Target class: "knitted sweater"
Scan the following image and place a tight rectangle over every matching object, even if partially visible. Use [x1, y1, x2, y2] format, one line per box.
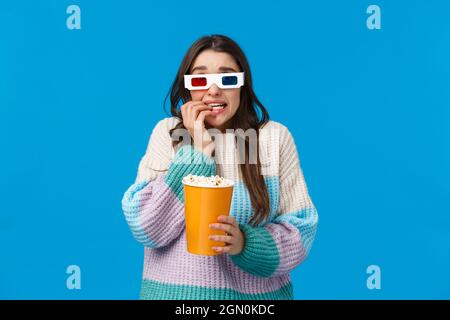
[121, 117, 318, 300]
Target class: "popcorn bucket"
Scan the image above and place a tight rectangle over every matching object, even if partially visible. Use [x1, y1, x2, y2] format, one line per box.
[182, 176, 234, 256]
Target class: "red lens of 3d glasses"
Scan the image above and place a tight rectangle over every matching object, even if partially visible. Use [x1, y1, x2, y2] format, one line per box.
[191, 77, 207, 87]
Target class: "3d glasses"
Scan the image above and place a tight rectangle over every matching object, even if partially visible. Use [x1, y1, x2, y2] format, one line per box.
[184, 72, 244, 90]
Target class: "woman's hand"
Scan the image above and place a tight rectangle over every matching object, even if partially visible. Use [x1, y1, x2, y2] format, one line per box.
[209, 215, 245, 255]
[180, 101, 215, 157]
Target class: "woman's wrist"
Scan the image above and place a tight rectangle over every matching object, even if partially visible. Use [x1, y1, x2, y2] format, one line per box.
[194, 142, 215, 158]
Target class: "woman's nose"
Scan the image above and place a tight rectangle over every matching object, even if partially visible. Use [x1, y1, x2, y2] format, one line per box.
[206, 83, 221, 96]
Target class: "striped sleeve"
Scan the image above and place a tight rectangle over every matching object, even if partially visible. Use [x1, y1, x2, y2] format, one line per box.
[230, 125, 318, 277]
[121, 119, 216, 248]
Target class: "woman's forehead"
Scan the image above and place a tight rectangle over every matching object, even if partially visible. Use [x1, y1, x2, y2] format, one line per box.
[191, 50, 239, 72]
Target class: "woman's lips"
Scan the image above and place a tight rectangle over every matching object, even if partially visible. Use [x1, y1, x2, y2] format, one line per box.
[211, 107, 226, 115]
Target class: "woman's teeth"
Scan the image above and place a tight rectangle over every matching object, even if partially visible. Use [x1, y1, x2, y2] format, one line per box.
[208, 103, 226, 110]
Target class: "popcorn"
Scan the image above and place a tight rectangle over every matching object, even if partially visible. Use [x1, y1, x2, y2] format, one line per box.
[182, 174, 233, 187]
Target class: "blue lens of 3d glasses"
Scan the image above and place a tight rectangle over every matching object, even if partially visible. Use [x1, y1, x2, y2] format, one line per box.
[221, 75, 238, 86]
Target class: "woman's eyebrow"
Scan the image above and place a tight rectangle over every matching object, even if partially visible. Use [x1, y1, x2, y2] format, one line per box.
[190, 65, 238, 73]
[219, 66, 238, 73]
[191, 66, 207, 73]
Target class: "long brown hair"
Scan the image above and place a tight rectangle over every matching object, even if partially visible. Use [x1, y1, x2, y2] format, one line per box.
[165, 35, 270, 226]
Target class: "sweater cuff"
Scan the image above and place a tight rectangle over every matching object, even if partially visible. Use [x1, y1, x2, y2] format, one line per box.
[164, 145, 216, 201]
[229, 224, 280, 277]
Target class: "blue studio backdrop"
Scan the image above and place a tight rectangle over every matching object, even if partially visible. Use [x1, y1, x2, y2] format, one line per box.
[1, 0, 449, 299]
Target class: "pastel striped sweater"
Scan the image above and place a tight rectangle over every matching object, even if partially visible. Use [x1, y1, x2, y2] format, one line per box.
[121, 117, 318, 300]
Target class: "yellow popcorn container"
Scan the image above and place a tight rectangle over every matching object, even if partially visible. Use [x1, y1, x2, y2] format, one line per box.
[182, 176, 234, 256]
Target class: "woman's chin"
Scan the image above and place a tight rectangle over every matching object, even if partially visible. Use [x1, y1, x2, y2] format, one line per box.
[205, 117, 227, 131]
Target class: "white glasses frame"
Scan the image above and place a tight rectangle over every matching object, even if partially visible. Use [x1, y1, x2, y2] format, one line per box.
[184, 72, 245, 90]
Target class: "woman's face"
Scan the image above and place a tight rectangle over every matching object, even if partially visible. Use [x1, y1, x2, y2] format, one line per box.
[189, 49, 241, 131]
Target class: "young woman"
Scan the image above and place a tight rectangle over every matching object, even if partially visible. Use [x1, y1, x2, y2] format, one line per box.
[121, 35, 319, 300]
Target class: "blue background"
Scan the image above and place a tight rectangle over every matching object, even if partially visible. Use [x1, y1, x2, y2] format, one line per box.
[1, 0, 449, 299]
